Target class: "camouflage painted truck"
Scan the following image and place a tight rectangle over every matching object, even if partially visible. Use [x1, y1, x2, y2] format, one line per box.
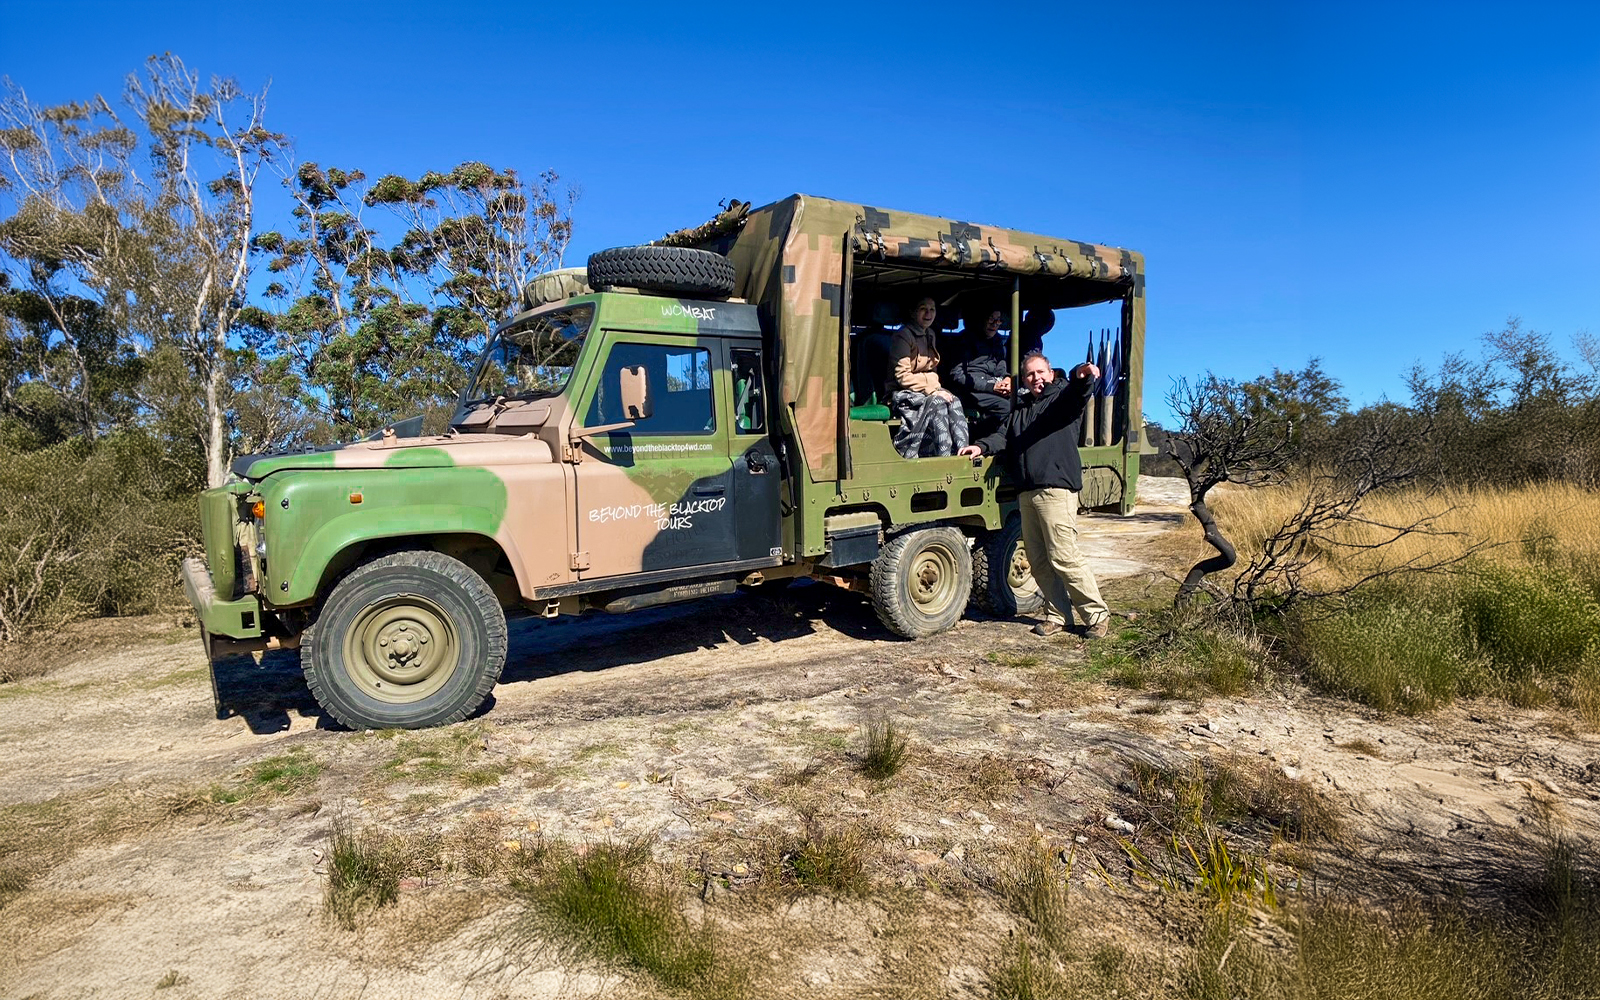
[182, 195, 1145, 730]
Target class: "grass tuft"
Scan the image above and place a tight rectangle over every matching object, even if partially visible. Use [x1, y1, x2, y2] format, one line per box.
[511, 836, 747, 998]
[323, 818, 432, 931]
[154, 970, 189, 989]
[772, 819, 873, 897]
[1335, 738, 1382, 757]
[987, 933, 1073, 1000]
[1131, 757, 1341, 843]
[994, 840, 1075, 953]
[856, 713, 909, 780]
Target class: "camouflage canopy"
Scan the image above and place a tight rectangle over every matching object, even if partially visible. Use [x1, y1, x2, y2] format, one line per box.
[688, 194, 1145, 483]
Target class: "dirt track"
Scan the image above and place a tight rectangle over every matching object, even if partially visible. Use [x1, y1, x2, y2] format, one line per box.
[3, 477, 1598, 999]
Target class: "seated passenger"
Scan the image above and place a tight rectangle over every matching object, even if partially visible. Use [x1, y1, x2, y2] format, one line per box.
[948, 308, 1014, 438]
[889, 297, 969, 458]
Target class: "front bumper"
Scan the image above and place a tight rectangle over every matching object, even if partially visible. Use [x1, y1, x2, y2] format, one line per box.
[181, 557, 265, 642]
[183, 556, 270, 721]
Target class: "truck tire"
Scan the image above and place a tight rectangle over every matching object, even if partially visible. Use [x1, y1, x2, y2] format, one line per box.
[971, 517, 1045, 617]
[301, 550, 507, 730]
[869, 527, 973, 639]
[586, 246, 736, 298]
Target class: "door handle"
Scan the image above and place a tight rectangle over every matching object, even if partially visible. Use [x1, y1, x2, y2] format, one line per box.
[692, 484, 727, 496]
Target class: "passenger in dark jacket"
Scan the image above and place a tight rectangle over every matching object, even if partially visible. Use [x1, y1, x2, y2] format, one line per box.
[948, 309, 1014, 438]
[959, 352, 1110, 638]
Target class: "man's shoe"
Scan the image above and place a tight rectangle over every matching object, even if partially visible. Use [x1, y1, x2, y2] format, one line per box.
[1031, 621, 1065, 637]
[1084, 618, 1111, 640]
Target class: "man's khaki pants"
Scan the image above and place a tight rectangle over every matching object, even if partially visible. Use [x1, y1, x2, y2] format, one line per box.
[1018, 488, 1108, 627]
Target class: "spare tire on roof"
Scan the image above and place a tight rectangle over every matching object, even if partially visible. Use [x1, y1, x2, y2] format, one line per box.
[586, 245, 736, 299]
[521, 266, 592, 308]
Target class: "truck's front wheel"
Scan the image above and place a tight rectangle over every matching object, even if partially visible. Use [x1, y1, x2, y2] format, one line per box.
[302, 550, 507, 730]
[869, 527, 972, 639]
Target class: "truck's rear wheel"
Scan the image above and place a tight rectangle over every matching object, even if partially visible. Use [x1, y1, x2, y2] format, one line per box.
[971, 516, 1044, 617]
[869, 527, 972, 638]
[586, 246, 736, 298]
[302, 550, 507, 730]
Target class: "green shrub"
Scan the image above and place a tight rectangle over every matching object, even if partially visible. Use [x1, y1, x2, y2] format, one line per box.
[0, 431, 201, 645]
[1461, 564, 1600, 683]
[1292, 595, 1480, 714]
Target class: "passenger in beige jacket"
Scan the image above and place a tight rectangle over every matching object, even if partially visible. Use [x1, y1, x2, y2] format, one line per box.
[888, 297, 969, 457]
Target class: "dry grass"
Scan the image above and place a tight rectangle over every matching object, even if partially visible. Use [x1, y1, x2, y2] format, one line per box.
[1184, 836, 1600, 1000]
[1157, 483, 1600, 724]
[1129, 755, 1342, 844]
[1335, 738, 1383, 757]
[758, 817, 878, 898]
[322, 818, 439, 930]
[1210, 480, 1600, 590]
[374, 723, 508, 788]
[0, 785, 232, 909]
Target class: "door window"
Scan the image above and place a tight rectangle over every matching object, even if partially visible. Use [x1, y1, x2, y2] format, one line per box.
[730, 348, 765, 434]
[586, 343, 715, 435]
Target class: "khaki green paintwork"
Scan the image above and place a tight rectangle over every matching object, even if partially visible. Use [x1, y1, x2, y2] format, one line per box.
[258, 456, 511, 606]
[687, 194, 1145, 488]
[199, 483, 249, 603]
[184, 194, 1145, 664]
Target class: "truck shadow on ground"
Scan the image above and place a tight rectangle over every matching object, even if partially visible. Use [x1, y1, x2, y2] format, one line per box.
[211, 650, 335, 734]
[499, 581, 889, 685]
[209, 583, 897, 731]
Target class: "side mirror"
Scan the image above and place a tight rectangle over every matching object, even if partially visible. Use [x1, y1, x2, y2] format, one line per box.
[620, 364, 652, 420]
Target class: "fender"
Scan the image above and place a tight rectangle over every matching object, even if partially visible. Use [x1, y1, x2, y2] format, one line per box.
[257, 467, 517, 606]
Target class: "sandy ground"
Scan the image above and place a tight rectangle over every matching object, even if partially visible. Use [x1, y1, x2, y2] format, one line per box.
[2, 476, 1598, 999]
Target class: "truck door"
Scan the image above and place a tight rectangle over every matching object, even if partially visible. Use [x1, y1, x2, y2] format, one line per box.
[572, 335, 737, 579]
[728, 344, 783, 563]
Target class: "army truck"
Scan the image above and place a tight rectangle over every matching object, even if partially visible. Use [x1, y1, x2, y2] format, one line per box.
[182, 195, 1145, 730]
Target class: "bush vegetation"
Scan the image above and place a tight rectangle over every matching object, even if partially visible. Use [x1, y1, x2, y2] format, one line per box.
[0, 432, 201, 645]
[1142, 480, 1600, 725]
[0, 56, 572, 661]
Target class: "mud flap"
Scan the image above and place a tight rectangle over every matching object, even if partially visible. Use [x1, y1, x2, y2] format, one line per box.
[200, 629, 227, 720]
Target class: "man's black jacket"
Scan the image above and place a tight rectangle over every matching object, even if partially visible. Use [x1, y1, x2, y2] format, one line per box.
[949, 336, 1009, 395]
[973, 373, 1094, 492]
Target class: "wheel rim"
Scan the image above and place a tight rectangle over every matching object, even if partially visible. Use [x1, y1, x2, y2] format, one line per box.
[909, 542, 960, 615]
[342, 593, 461, 705]
[1007, 542, 1040, 601]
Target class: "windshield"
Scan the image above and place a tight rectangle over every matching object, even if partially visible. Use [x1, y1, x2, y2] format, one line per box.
[466, 304, 594, 402]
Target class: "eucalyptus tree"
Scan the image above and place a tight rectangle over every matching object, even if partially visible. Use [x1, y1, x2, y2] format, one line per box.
[0, 83, 144, 440]
[0, 55, 283, 485]
[120, 54, 284, 486]
[250, 161, 574, 440]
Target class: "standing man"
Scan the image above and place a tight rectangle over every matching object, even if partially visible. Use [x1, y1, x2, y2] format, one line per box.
[958, 352, 1110, 638]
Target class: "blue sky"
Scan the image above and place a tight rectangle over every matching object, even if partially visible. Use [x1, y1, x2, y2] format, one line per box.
[4, 1, 1597, 424]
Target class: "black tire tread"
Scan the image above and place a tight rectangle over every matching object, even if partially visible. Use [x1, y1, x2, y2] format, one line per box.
[869, 526, 972, 639]
[970, 517, 1045, 617]
[301, 549, 507, 730]
[587, 245, 735, 298]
